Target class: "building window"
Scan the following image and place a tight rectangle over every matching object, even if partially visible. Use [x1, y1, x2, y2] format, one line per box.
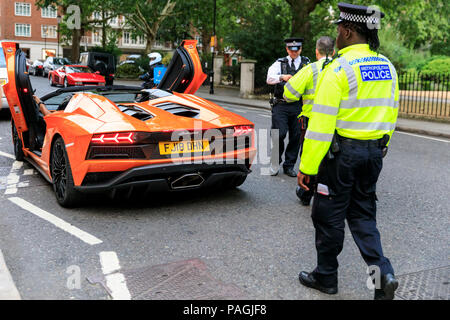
[110, 16, 118, 26]
[92, 11, 102, 20]
[92, 30, 102, 44]
[42, 25, 57, 39]
[122, 31, 145, 46]
[15, 24, 31, 37]
[15, 2, 31, 16]
[41, 6, 57, 18]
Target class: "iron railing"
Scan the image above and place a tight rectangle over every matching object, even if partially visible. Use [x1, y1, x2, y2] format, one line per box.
[398, 72, 449, 119]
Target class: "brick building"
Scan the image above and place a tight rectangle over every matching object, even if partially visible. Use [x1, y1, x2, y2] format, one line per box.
[0, 0, 61, 61]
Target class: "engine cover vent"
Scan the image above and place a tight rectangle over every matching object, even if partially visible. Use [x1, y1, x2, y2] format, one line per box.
[118, 104, 154, 121]
[154, 102, 200, 118]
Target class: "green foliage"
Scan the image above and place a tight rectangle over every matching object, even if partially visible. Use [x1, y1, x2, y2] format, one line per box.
[221, 65, 240, 86]
[116, 63, 140, 79]
[162, 52, 173, 66]
[421, 58, 450, 75]
[89, 33, 122, 63]
[378, 27, 429, 73]
[224, 0, 291, 88]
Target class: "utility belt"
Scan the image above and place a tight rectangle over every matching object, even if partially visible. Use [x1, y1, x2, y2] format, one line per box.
[269, 95, 299, 109]
[298, 115, 309, 130]
[327, 133, 390, 159]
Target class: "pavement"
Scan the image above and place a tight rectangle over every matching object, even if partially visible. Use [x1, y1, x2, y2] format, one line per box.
[195, 86, 450, 140]
[115, 80, 450, 139]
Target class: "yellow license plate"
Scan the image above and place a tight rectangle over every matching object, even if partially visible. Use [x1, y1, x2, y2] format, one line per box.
[159, 140, 210, 155]
[0, 79, 6, 86]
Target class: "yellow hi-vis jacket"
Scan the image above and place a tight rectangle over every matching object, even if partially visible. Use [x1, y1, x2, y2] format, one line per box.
[283, 59, 327, 119]
[300, 44, 399, 175]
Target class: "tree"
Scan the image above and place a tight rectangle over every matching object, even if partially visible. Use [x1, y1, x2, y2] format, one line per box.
[36, 0, 123, 61]
[286, 0, 325, 39]
[121, 0, 177, 54]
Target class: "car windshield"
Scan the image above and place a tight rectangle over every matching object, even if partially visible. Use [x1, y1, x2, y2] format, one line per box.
[41, 89, 173, 111]
[65, 66, 92, 74]
[54, 58, 71, 65]
[0, 48, 6, 68]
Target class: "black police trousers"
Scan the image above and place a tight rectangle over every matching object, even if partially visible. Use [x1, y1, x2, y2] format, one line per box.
[311, 136, 394, 287]
[271, 101, 302, 169]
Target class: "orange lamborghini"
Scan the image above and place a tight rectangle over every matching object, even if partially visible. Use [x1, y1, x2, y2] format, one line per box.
[2, 40, 256, 207]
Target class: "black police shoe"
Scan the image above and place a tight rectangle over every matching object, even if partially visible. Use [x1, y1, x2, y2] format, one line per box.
[283, 167, 297, 177]
[374, 273, 399, 300]
[298, 271, 338, 295]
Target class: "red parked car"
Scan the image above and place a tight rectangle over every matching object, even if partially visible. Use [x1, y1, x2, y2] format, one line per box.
[48, 65, 106, 87]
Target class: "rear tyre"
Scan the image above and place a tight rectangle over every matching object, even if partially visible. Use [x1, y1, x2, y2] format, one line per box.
[11, 120, 24, 161]
[49, 75, 55, 87]
[51, 137, 82, 207]
[225, 175, 247, 189]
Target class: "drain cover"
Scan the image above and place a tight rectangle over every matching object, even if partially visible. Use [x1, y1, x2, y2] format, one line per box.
[89, 258, 247, 300]
[395, 266, 449, 300]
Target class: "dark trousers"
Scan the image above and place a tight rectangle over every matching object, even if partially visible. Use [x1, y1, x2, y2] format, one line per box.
[298, 116, 314, 202]
[311, 136, 394, 287]
[271, 101, 302, 169]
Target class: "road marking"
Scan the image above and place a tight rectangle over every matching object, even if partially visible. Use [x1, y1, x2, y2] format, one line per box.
[397, 131, 450, 143]
[0, 151, 15, 160]
[100, 251, 121, 275]
[99, 251, 131, 300]
[8, 197, 103, 246]
[4, 161, 22, 195]
[23, 169, 35, 176]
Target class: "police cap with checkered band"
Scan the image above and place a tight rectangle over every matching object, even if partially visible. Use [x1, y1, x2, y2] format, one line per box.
[334, 2, 385, 26]
[284, 37, 304, 51]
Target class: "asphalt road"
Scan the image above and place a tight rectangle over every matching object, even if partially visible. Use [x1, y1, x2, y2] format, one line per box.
[0, 75, 448, 300]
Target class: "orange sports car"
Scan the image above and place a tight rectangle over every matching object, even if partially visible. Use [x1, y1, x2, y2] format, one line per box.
[2, 40, 256, 207]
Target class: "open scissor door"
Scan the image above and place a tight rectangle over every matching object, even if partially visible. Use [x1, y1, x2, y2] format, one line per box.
[157, 40, 207, 94]
[2, 42, 42, 152]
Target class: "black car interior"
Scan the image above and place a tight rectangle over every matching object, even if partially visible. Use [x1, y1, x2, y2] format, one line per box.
[15, 48, 45, 152]
[157, 45, 194, 93]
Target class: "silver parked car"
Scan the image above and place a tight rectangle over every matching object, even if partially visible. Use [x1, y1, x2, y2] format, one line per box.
[0, 47, 9, 112]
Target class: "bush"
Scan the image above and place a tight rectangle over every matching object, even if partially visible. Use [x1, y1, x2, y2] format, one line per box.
[162, 52, 173, 65]
[116, 63, 140, 79]
[221, 65, 240, 86]
[420, 58, 450, 75]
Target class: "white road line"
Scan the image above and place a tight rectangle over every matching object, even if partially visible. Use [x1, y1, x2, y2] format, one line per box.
[5, 161, 23, 195]
[0, 151, 15, 160]
[8, 197, 103, 246]
[23, 169, 35, 176]
[99, 251, 131, 300]
[397, 131, 450, 143]
[100, 251, 121, 275]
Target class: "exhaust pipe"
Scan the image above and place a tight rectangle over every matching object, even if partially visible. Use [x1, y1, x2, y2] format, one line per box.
[170, 173, 205, 190]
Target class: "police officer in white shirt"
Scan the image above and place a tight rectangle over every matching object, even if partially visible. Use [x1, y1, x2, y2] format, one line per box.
[266, 37, 310, 177]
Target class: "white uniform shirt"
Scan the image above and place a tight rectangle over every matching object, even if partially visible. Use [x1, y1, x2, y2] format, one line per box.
[266, 56, 302, 85]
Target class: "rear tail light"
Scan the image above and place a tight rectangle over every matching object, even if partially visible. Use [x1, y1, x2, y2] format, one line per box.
[233, 125, 254, 136]
[109, 74, 114, 77]
[91, 132, 136, 145]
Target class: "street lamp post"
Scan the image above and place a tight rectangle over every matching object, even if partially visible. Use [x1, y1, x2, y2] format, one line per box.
[43, 25, 48, 59]
[209, 0, 216, 94]
[57, 15, 61, 57]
